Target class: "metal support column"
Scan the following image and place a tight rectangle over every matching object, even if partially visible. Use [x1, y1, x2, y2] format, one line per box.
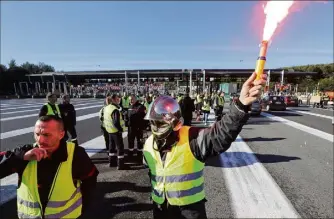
[124, 71, 128, 93]
[137, 71, 140, 94]
[177, 80, 179, 93]
[59, 82, 62, 94]
[202, 69, 206, 93]
[281, 70, 284, 86]
[52, 74, 56, 93]
[189, 69, 193, 97]
[13, 83, 17, 94]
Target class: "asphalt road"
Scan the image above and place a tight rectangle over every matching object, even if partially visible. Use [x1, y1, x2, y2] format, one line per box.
[0, 98, 333, 219]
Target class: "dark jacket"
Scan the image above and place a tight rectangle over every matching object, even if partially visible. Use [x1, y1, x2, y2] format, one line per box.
[180, 96, 195, 120]
[39, 102, 61, 118]
[0, 139, 99, 214]
[127, 101, 146, 128]
[59, 103, 76, 127]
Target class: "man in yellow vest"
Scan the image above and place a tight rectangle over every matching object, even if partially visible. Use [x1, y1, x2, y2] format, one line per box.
[121, 91, 130, 126]
[143, 72, 266, 219]
[201, 95, 211, 125]
[99, 94, 112, 151]
[213, 91, 225, 122]
[39, 92, 62, 118]
[0, 115, 99, 219]
[103, 94, 126, 169]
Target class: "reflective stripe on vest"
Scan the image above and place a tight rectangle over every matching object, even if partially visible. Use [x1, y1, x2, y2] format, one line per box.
[45, 103, 61, 118]
[103, 105, 125, 133]
[122, 97, 130, 108]
[143, 126, 205, 206]
[17, 142, 82, 219]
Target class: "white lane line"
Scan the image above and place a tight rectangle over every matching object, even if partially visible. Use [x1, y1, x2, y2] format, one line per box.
[261, 112, 333, 142]
[0, 104, 102, 122]
[221, 135, 300, 218]
[1, 101, 102, 111]
[0, 132, 128, 205]
[1, 102, 102, 115]
[287, 109, 333, 120]
[0, 112, 99, 139]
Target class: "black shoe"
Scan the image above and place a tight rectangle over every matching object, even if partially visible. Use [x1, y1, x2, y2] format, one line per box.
[108, 156, 116, 167]
[117, 158, 125, 170]
[128, 150, 134, 157]
[137, 151, 143, 163]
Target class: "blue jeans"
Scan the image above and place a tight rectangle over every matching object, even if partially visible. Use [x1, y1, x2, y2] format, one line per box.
[203, 112, 209, 123]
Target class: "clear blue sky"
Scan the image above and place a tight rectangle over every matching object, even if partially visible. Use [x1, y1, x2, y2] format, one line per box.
[1, 1, 333, 71]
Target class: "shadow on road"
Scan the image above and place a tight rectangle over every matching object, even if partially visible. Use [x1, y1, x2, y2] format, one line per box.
[206, 152, 301, 168]
[81, 181, 152, 219]
[0, 197, 17, 219]
[238, 137, 286, 142]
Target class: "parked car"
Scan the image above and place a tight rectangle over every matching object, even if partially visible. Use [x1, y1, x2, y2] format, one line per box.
[250, 100, 262, 116]
[261, 95, 286, 111]
[284, 96, 299, 107]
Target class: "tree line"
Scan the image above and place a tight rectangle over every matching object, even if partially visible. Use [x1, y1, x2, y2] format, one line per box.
[281, 63, 334, 92]
[0, 59, 55, 95]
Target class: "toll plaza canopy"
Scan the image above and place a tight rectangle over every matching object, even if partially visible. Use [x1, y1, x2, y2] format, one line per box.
[26, 68, 317, 81]
[21, 68, 316, 98]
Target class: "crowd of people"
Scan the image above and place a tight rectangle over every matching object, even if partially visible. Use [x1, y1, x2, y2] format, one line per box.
[0, 72, 267, 219]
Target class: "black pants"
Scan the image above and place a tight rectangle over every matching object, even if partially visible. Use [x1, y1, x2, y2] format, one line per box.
[153, 200, 207, 219]
[108, 132, 124, 157]
[214, 106, 223, 121]
[101, 127, 109, 150]
[183, 116, 192, 126]
[128, 126, 143, 151]
[64, 125, 77, 141]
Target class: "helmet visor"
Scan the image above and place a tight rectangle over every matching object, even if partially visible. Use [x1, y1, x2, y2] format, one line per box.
[144, 95, 181, 121]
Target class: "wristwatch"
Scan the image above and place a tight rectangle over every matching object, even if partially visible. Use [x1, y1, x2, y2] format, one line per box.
[234, 98, 251, 113]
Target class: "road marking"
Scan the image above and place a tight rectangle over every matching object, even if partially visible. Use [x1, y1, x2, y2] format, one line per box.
[221, 135, 300, 218]
[287, 109, 333, 120]
[0, 132, 128, 205]
[261, 112, 334, 142]
[1, 100, 102, 111]
[0, 112, 99, 139]
[0, 105, 102, 121]
[1, 102, 102, 114]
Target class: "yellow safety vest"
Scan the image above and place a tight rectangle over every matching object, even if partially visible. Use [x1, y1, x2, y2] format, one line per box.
[218, 96, 225, 106]
[177, 96, 183, 103]
[143, 126, 205, 206]
[17, 142, 82, 219]
[122, 97, 130, 109]
[144, 102, 151, 113]
[196, 95, 203, 103]
[103, 105, 125, 133]
[45, 103, 61, 118]
[202, 100, 210, 111]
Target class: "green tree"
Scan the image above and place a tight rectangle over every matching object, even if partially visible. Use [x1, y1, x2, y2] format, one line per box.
[318, 77, 334, 92]
[38, 62, 55, 73]
[8, 59, 17, 68]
